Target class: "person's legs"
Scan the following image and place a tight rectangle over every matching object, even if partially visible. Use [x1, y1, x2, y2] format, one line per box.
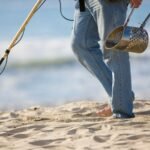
[71, 0, 134, 118]
[71, 2, 112, 97]
[85, 0, 134, 117]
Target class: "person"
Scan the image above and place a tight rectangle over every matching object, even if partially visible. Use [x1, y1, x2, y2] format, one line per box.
[71, 0, 142, 118]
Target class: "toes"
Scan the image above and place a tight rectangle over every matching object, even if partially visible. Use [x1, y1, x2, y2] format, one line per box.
[96, 107, 112, 117]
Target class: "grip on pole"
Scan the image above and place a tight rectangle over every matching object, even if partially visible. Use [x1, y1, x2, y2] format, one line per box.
[0, 49, 10, 65]
[0, 58, 4, 65]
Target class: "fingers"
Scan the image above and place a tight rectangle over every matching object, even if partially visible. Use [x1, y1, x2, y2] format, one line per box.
[130, 0, 142, 8]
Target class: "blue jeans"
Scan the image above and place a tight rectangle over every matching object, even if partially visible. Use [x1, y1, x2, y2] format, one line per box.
[71, 0, 134, 118]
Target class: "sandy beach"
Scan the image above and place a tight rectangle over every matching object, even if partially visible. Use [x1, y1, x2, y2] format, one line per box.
[0, 100, 150, 150]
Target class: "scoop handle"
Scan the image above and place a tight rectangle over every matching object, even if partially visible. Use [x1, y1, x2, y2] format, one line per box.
[140, 13, 150, 29]
[124, 7, 135, 28]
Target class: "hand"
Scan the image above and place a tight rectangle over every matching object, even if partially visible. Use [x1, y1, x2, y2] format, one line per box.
[130, 0, 142, 8]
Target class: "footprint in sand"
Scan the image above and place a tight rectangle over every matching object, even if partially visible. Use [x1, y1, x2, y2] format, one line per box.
[114, 142, 129, 145]
[84, 147, 95, 150]
[29, 138, 66, 146]
[93, 135, 111, 143]
[101, 124, 113, 130]
[67, 123, 102, 136]
[42, 129, 54, 133]
[93, 136, 107, 143]
[67, 129, 77, 135]
[115, 134, 150, 142]
[127, 134, 150, 140]
[0, 125, 46, 137]
[27, 125, 46, 131]
[54, 125, 69, 129]
[13, 134, 29, 139]
[43, 145, 68, 150]
[81, 123, 98, 128]
[0, 116, 9, 120]
[30, 140, 53, 146]
[136, 110, 150, 115]
[0, 145, 8, 149]
[0, 127, 28, 137]
[10, 112, 19, 118]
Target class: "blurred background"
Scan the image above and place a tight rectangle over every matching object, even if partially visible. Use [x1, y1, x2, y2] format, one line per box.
[0, 0, 149, 110]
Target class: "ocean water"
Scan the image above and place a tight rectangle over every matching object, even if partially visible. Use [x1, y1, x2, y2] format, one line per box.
[0, 0, 150, 110]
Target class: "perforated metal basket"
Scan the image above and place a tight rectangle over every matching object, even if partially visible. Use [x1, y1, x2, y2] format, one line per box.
[105, 26, 149, 53]
[105, 11, 150, 53]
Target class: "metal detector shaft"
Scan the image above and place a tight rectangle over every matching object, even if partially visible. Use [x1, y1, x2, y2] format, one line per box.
[0, 0, 45, 65]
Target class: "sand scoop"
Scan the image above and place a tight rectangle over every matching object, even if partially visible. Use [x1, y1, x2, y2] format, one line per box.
[0, 0, 46, 74]
[105, 8, 150, 53]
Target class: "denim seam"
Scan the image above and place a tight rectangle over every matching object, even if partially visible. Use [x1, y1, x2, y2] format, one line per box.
[84, 17, 112, 95]
[89, 50, 112, 96]
[73, 15, 112, 95]
[83, 14, 93, 50]
[85, 17, 112, 93]
[117, 53, 123, 109]
[113, 52, 123, 113]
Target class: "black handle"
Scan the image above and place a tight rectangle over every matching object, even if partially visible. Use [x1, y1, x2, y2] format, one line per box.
[0, 49, 10, 66]
[0, 58, 5, 66]
[140, 13, 150, 29]
[79, 0, 85, 12]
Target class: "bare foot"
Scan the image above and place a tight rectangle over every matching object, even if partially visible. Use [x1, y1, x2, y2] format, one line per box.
[96, 105, 112, 117]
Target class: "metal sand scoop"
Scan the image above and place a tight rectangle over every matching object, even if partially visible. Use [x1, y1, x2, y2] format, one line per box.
[105, 8, 150, 53]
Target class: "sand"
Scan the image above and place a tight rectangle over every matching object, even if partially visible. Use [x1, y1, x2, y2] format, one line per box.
[0, 100, 150, 150]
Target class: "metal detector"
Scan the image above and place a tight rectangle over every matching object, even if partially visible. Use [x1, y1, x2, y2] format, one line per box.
[0, 0, 46, 73]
